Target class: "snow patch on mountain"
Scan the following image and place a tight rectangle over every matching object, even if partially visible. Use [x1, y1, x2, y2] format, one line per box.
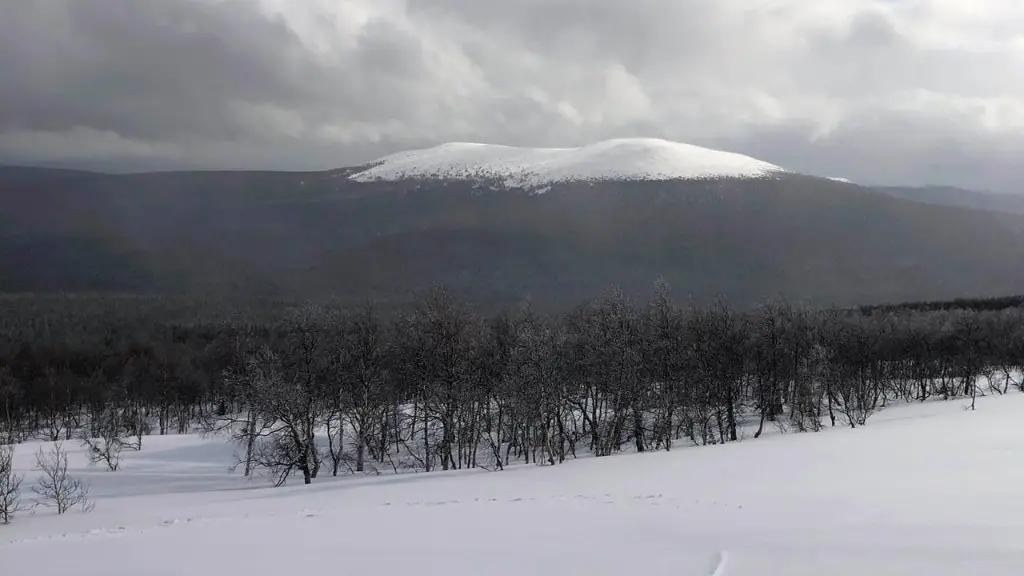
[349, 138, 787, 189]
[827, 176, 854, 183]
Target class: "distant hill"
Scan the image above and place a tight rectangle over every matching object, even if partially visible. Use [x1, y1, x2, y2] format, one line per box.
[873, 184, 1024, 216]
[3, 139, 1024, 312]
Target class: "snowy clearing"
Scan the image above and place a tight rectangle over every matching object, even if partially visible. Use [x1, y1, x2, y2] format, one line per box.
[349, 138, 787, 189]
[4, 394, 1024, 575]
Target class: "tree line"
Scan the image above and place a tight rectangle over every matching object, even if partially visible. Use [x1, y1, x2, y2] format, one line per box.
[1, 284, 1023, 507]
[858, 294, 1024, 314]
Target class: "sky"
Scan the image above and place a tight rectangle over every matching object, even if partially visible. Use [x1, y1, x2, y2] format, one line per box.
[2, 0, 1024, 192]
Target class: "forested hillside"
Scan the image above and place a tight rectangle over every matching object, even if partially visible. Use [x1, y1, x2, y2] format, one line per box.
[5, 166, 1024, 311]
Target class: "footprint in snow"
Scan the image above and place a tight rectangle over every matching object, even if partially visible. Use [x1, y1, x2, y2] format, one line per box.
[708, 550, 729, 576]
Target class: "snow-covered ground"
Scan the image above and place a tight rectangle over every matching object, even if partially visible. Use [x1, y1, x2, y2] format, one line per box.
[349, 138, 787, 189]
[5, 394, 1024, 575]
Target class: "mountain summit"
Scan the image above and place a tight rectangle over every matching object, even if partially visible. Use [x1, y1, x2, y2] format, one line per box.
[3, 150, 1024, 311]
[349, 138, 787, 189]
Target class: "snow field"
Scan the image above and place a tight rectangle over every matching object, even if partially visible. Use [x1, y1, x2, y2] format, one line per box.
[349, 138, 787, 189]
[3, 393, 1024, 575]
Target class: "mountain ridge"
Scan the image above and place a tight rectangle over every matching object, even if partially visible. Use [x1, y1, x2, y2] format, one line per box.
[3, 145, 1024, 312]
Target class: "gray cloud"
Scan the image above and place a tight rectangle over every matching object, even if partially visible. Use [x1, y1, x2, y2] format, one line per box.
[0, 1, 318, 140]
[1, 0, 1024, 191]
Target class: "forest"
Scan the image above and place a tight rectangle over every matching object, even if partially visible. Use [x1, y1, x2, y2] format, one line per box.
[1, 284, 1023, 491]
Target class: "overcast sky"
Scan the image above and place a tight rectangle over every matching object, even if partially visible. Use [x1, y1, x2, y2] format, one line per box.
[2, 0, 1024, 191]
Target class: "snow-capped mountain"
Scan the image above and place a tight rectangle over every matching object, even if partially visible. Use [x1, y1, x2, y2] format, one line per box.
[349, 138, 787, 189]
[4, 153, 1024, 312]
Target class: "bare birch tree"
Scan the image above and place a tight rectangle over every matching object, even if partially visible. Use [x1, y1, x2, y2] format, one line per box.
[0, 444, 27, 523]
[32, 442, 92, 514]
[81, 405, 129, 471]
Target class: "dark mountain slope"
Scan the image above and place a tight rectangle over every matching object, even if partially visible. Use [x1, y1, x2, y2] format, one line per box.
[2, 167, 1024, 311]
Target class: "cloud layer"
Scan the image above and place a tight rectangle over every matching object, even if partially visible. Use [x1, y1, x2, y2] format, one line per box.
[2, 0, 1023, 190]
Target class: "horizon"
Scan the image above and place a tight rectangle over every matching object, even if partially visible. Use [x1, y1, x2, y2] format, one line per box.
[0, 140, 1011, 195]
